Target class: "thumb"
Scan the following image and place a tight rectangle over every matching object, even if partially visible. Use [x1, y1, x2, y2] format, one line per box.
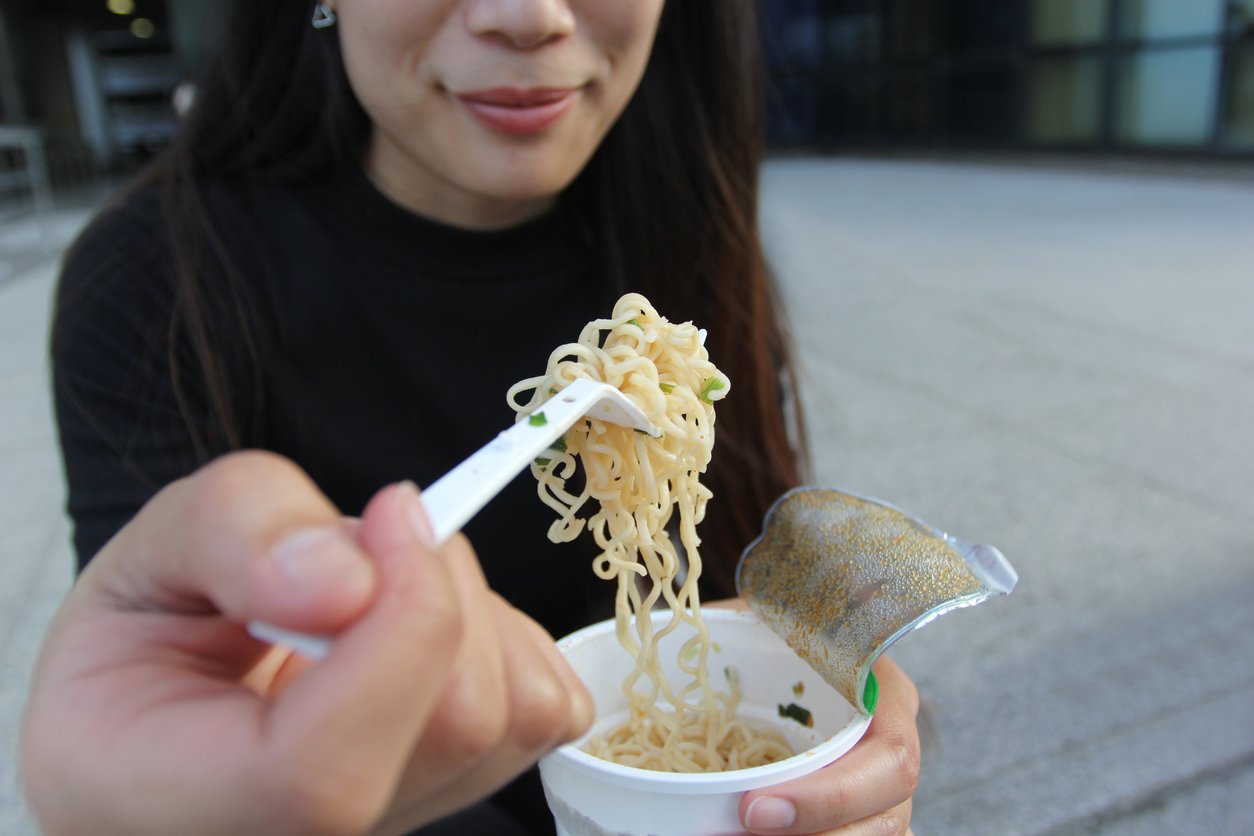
[258, 522, 375, 633]
[84, 451, 377, 636]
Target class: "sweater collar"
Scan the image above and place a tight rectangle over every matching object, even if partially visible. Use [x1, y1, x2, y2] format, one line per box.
[307, 165, 588, 280]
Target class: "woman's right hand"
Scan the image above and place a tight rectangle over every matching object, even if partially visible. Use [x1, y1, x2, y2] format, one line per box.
[20, 451, 593, 836]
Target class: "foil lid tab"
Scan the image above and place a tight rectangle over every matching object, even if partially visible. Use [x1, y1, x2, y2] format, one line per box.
[737, 488, 1018, 714]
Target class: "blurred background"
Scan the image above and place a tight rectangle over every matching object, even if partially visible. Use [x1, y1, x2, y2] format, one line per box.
[3, 0, 1253, 203]
[761, 0, 1254, 154]
[3, 1, 1253, 834]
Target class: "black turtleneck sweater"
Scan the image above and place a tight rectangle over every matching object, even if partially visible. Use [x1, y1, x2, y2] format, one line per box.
[52, 170, 622, 833]
[54, 169, 618, 637]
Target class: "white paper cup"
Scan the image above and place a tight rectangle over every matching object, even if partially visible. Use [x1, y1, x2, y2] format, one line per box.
[539, 609, 872, 836]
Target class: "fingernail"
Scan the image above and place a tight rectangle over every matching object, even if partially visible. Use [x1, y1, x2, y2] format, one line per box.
[396, 481, 436, 548]
[744, 795, 796, 831]
[271, 527, 372, 594]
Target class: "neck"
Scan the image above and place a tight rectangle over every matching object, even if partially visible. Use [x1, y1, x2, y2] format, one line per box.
[363, 137, 556, 231]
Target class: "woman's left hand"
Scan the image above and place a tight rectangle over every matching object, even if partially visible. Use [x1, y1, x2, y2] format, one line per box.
[739, 655, 919, 835]
[706, 598, 920, 835]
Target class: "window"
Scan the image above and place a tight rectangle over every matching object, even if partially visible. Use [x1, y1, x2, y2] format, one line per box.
[1026, 57, 1104, 143]
[1116, 47, 1223, 144]
[759, 0, 1254, 156]
[1029, 0, 1110, 46]
[1224, 44, 1254, 148]
[1119, 0, 1225, 40]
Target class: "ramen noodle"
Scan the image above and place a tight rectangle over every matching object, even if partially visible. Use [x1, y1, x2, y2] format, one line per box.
[508, 293, 792, 772]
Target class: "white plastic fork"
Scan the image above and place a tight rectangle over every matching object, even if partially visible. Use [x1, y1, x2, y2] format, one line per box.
[248, 378, 660, 659]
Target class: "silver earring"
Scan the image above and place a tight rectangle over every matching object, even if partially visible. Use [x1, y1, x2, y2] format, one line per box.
[312, 3, 337, 29]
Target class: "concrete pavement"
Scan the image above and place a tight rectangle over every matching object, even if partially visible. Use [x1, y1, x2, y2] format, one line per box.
[760, 157, 1254, 835]
[2, 158, 1252, 834]
[0, 204, 86, 835]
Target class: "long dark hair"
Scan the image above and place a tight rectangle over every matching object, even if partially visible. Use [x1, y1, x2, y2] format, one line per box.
[138, 0, 807, 596]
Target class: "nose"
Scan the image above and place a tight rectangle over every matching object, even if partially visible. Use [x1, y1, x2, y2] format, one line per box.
[464, 0, 575, 49]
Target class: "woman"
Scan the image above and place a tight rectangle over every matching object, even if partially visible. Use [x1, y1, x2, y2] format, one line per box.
[23, 1, 920, 833]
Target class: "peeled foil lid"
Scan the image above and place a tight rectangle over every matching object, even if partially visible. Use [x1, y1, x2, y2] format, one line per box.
[736, 488, 1018, 715]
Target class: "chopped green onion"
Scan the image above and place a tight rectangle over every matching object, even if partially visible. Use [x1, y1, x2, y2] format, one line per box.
[628, 318, 643, 330]
[528, 412, 548, 427]
[778, 702, 814, 728]
[699, 377, 726, 403]
[658, 382, 675, 394]
[535, 435, 566, 467]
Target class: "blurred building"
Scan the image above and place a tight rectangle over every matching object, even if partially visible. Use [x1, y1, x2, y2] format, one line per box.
[760, 0, 1254, 156]
[0, 0, 220, 206]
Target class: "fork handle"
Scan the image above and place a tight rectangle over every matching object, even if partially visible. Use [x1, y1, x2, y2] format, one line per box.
[247, 379, 615, 658]
[419, 382, 600, 544]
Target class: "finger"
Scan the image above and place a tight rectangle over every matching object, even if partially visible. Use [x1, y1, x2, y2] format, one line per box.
[248, 481, 468, 832]
[821, 798, 913, 836]
[86, 451, 377, 636]
[740, 656, 920, 834]
[705, 596, 750, 612]
[387, 600, 594, 828]
[490, 603, 592, 753]
[408, 535, 510, 768]
[514, 613, 595, 744]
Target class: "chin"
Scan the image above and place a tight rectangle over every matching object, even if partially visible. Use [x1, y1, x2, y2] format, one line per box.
[475, 168, 583, 205]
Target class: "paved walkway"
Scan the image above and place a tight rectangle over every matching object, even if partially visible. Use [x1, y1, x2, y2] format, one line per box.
[2, 159, 1253, 834]
[760, 157, 1254, 835]
[0, 203, 87, 835]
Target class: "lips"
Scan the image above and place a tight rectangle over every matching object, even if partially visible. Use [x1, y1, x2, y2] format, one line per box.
[456, 87, 579, 135]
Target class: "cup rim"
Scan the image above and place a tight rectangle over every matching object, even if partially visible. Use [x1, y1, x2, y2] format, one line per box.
[543, 609, 873, 794]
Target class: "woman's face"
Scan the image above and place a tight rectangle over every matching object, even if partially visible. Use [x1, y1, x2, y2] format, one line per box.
[335, 0, 665, 229]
